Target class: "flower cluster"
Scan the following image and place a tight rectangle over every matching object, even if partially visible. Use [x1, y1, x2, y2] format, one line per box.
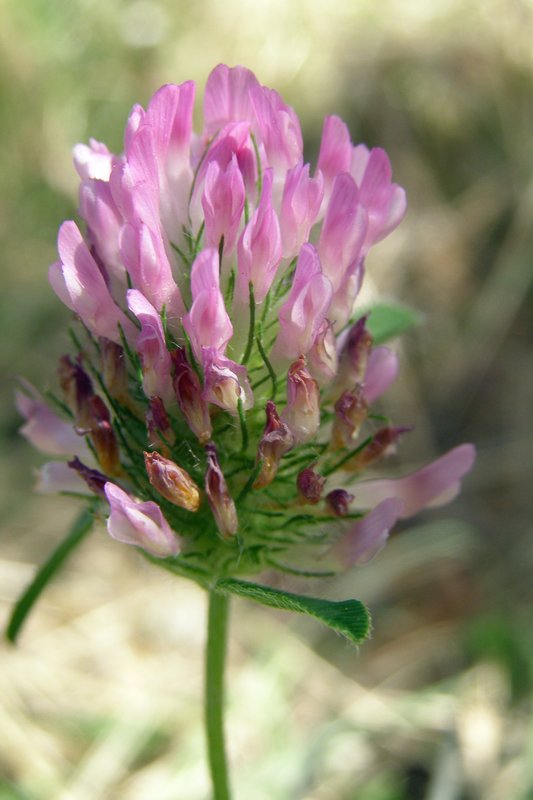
[17, 65, 475, 579]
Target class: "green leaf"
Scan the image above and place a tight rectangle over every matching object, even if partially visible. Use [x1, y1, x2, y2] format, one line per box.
[5, 508, 94, 644]
[214, 577, 371, 644]
[362, 303, 422, 344]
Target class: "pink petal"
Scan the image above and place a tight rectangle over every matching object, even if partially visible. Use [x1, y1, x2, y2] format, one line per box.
[79, 181, 125, 284]
[193, 122, 257, 208]
[316, 115, 352, 205]
[272, 244, 332, 359]
[280, 163, 323, 258]
[119, 221, 184, 328]
[202, 348, 253, 413]
[203, 64, 260, 136]
[183, 248, 233, 358]
[318, 173, 367, 294]
[146, 81, 195, 159]
[363, 347, 399, 403]
[351, 444, 476, 518]
[36, 461, 91, 495]
[16, 381, 92, 459]
[190, 245, 221, 296]
[350, 143, 371, 184]
[250, 84, 303, 174]
[126, 83, 195, 246]
[124, 103, 146, 152]
[49, 222, 136, 344]
[202, 156, 245, 257]
[236, 168, 282, 303]
[339, 497, 404, 566]
[327, 257, 365, 330]
[126, 289, 174, 404]
[351, 146, 407, 249]
[73, 139, 113, 181]
[16, 389, 91, 458]
[104, 482, 180, 557]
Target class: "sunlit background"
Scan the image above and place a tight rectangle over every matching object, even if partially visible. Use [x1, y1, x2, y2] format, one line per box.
[1, 0, 532, 798]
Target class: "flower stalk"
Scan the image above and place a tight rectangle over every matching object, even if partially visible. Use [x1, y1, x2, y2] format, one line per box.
[205, 591, 231, 800]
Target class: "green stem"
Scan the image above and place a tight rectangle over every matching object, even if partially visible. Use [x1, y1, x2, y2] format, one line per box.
[205, 591, 231, 800]
[241, 282, 256, 365]
[6, 508, 94, 643]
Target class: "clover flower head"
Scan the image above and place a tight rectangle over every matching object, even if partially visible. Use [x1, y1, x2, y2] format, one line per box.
[17, 64, 475, 583]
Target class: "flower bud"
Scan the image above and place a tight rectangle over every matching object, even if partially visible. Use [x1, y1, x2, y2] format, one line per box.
[146, 396, 175, 452]
[281, 357, 320, 444]
[297, 465, 326, 504]
[332, 386, 368, 448]
[68, 456, 108, 497]
[348, 426, 413, 471]
[100, 338, 129, 402]
[254, 401, 294, 489]
[87, 395, 122, 475]
[58, 355, 94, 428]
[205, 443, 238, 538]
[326, 488, 354, 517]
[336, 316, 373, 392]
[172, 348, 212, 444]
[144, 451, 200, 511]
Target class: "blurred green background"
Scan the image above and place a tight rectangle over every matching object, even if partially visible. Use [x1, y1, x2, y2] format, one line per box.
[1, 0, 532, 798]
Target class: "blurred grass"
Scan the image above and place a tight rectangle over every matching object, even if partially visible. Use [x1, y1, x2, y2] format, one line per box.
[1, 0, 533, 797]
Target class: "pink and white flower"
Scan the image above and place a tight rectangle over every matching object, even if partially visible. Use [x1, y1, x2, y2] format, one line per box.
[126, 289, 174, 405]
[16, 384, 92, 460]
[271, 244, 332, 361]
[104, 482, 180, 557]
[183, 248, 233, 360]
[49, 222, 136, 344]
[335, 444, 476, 567]
[236, 168, 282, 303]
[22, 63, 473, 571]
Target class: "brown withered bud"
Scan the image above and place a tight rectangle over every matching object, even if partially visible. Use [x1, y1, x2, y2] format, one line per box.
[332, 385, 368, 448]
[335, 316, 373, 392]
[87, 393, 110, 422]
[281, 356, 320, 444]
[146, 396, 176, 452]
[349, 426, 413, 471]
[297, 465, 326, 504]
[100, 338, 129, 402]
[326, 488, 354, 517]
[86, 395, 122, 475]
[171, 348, 212, 444]
[254, 401, 295, 489]
[68, 457, 108, 497]
[144, 451, 200, 511]
[58, 355, 94, 428]
[205, 443, 238, 538]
